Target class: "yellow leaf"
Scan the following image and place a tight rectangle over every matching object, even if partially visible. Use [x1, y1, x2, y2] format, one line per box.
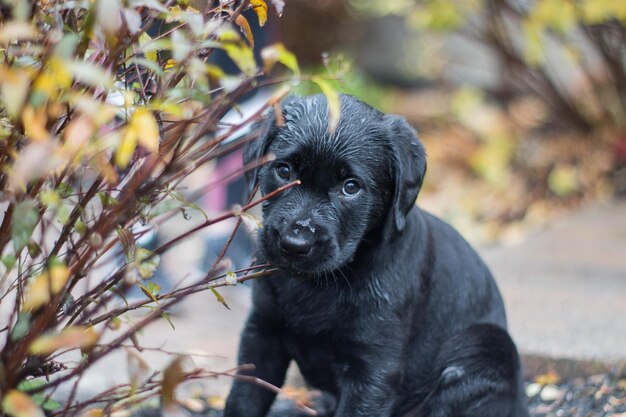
[23, 265, 71, 312]
[260, 43, 300, 76]
[579, 0, 618, 24]
[2, 390, 45, 417]
[139, 32, 158, 62]
[78, 409, 104, 417]
[29, 326, 99, 356]
[534, 370, 561, 386]
[548, 165, 580, 197]
[115, 127, 137, 168]
[235, 15, 254, 49]
[32, 58, 73, 101]
[131, 108, 160, 153]
[251, 0, 268, 27]
[312, 77, 341, 133]
[164, 59, 177, 70]
[22, 106, 50, 142]
[138, 283, 159, 302]
[219, 30, 256, 75]
[522, 20, 544, 67]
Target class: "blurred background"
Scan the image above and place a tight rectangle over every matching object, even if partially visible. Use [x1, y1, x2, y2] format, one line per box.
[196, 0, 626, 242]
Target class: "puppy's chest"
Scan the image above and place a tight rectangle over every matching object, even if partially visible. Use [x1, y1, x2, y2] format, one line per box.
[276, 281, 361, 334]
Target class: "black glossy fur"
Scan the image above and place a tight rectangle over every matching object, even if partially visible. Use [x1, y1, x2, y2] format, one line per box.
[224, 95, 529, 417]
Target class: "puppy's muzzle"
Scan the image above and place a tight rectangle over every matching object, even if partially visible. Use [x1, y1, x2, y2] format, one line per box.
[279, 234, 313, 256]
[274, 218, 317, 259]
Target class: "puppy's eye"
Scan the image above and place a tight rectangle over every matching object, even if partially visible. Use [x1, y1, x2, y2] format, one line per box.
[342, 179, 361, 196]
[275, 164, 292, 181]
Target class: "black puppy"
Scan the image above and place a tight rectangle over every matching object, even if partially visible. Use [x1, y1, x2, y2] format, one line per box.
[224, 95, 529, 417]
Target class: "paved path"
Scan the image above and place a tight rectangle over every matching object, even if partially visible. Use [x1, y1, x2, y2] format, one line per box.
[481, 199, 626, 362]
[71, 200, 626, 400]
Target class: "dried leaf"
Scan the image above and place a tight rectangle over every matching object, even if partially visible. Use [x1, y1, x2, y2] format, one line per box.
[22, 106, 50, 141]
[29, 326, 98, 356]
[127, 349, 151, 391]
[238, 211, 263, 232]
[10, 142, 65, 191]
[312, 78, 341, 133]
[22, 265, 71, 312]
[63, 116, 95, 155]
[0, 66, 31, 119]
[97, 0, 122, 34]
[250, 0, 268, 26]
[1, 390, 45, 417]
[235, 15, 254, 49]
[0, 22, 37, 44]
[116, 226, 136, 262]
[78, 409, 104, 417]
[161, 356, 188, 408]
[269, 0, 284, 16]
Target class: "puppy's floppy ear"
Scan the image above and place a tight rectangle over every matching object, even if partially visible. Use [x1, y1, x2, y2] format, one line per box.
[385, 115, 427, 232]
[243, 110, 278, 195]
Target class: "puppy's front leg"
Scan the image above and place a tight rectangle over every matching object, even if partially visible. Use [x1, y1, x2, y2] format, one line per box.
[333, 351, 401, 417]
[224, 313, 290, 417]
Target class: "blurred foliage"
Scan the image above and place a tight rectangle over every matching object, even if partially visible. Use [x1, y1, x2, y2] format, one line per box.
[333, 0, 626, 241]
[0, 0, 328, 415]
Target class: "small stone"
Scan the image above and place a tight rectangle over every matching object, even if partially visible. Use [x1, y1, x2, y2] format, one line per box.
[526, 383, 542, 398]
[540, 384, 563, 402]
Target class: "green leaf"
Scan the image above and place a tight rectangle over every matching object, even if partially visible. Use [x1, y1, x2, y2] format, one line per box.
[312, 77, 341, 133]
[39, 190, 61, 209]
[210, 287, 230, 309]
[147, 281, 161, 296]
[12, 200, 39, 253]
[2, 254, 17, 270]
[16, 380, 61, 411]
[10, 312, 32, 342]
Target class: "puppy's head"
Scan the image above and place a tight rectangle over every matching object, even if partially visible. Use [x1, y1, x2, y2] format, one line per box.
[245, 94, 426, 274]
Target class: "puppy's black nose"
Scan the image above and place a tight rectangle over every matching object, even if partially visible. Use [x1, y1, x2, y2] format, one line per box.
[280, 235, 313, 256]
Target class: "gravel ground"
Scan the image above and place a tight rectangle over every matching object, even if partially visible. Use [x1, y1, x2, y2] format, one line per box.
[132, 371, 626, 417]
[526, 372, 626, 417]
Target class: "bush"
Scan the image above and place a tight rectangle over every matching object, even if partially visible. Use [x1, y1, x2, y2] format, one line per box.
[0, 0, 316, 415]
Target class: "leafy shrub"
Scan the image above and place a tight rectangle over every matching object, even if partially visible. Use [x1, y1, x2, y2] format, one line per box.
[0, 0, 323, 415]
